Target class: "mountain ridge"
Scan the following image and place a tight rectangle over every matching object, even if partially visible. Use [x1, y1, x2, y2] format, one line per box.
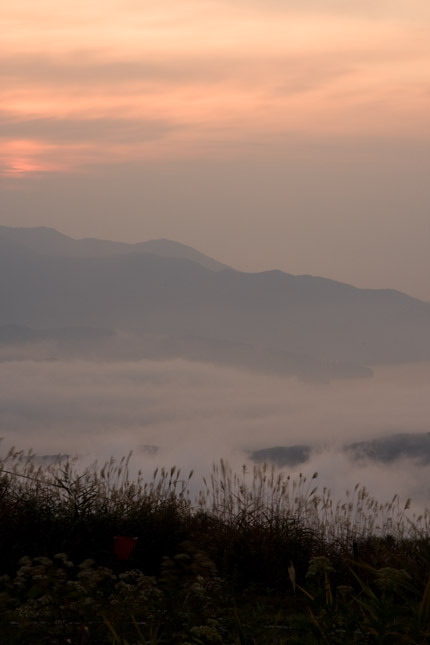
[1, 225, 429, 367]
[0, 225, 230, 271]
[0, 225, 423, 304]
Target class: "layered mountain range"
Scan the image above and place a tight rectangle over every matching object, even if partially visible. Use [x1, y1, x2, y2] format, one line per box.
[1, 225, 429, 381]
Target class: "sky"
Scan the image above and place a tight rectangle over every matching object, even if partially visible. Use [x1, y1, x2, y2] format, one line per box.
[1, 0, 430, 298]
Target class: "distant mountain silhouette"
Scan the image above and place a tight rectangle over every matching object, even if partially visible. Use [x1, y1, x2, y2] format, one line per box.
[250, 433, 430, 467]
[1, 226, 429, 367]
[0, 226, 230, 271]
[346, 433, 430, 464]
[250, 445, 311, 467]
[0, 324, 114, 344]
[0, 324, 116, 362]
[0, 324, 370, 382]
[133, 334, 372, 381]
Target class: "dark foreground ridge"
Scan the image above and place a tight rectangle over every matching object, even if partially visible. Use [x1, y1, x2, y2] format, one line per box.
[1, 448, 429, 643]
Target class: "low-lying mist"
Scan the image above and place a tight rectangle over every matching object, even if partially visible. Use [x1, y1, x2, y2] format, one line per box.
[1, 357, 430, 510]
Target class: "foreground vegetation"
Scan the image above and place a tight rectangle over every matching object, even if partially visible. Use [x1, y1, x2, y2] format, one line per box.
[1, 447, 430, 643]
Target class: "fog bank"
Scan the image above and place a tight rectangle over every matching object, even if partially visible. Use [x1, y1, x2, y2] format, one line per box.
[1, 358, 430, 508]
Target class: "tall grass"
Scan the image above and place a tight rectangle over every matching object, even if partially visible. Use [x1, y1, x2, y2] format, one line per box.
[198, 458, 427, 540]
[1, 445, 428, 547]
[1, 444, 430, 642]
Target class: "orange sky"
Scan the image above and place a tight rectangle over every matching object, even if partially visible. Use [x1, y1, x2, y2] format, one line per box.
[2, 0, 430, 177]
[1, 1, 430, 299]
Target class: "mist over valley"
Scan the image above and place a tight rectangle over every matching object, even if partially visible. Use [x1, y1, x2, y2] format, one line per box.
[1, 226, 430, 511]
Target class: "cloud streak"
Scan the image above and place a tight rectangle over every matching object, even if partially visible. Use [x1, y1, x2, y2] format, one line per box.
[2, 1, 430, 176]
[0, 113, 174, 144]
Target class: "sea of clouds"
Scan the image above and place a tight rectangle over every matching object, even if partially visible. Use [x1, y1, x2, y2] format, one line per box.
[1, 357, 430, 511]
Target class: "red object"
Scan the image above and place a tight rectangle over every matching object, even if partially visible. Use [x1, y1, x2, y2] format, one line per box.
[114, 536, 137, 560]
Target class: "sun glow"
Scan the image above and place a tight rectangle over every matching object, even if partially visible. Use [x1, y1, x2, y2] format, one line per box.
[1, 1, 429, 177]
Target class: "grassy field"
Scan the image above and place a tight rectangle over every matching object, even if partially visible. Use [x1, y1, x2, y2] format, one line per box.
[1, 446, 430, 643]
